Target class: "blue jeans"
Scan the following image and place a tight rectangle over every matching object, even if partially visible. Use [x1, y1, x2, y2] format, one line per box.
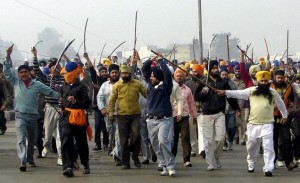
[147, 117, 176, 171]
[15, 112, 39, 163]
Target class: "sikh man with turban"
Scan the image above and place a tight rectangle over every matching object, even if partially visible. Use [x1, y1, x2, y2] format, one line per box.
[217, 71, 288, 177]
[60, 62, 92, 177]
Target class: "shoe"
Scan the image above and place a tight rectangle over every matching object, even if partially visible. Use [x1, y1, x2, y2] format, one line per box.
[277, 161, 284, 167]
[36, 154, 43, 158]
[103, 145, 108, 151]
[247, 165, 255, 173]
[28, 162, 37, 167]
[63, 168, 74, 177]
[0, 126, 7, 135]
[122, 165, 131, 170]
[200, 150, 206, 159]
[168, 170, 176, 177]
[228, 142, 233, 150]
[184, 162, 192, 167]
[142, 160, 149, 164]
[287, 162, 298, 171]
[191, 152, 196, 157]
[152, 155, 157, 163]
[83, 165, 90, 174]
[92, 145, 101, 151]
[241, 141, 246, 145]
[206, 166, 214, 171]
[42, 148, 49, 158]
[216, 158, 222, 168]
[157, 167, 164, 171]
[264, 171, 272, 177]
[73, 160, 79, 169]
[57, 158, 63, 166]
[19, 163, 26, 172]
[114, 156, 122, 166]
[223, 146, 228, 151]
[132, 154, 141, 168]
[160, 170, 169, 176]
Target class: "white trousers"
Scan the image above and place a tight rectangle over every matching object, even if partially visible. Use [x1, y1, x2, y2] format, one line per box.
[201, 112, 226, 168]
[246, 123, 275, 172]
[197, 114, 204, 153]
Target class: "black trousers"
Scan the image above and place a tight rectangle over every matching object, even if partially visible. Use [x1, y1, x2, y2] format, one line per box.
[273, 116, 293, 166]
[0, 111, 6, 131]
[291, 115, 300, 161]
[61, 122, 89, 170]
[118, 114, 141, 166]
[35, 118, 44, 155]
[172, 116, 191, 163]
[94, 110, 109, 147]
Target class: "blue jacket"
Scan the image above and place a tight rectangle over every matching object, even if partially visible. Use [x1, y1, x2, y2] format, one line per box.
[3, 58, 60, 114]
[142, 59, 173, 117]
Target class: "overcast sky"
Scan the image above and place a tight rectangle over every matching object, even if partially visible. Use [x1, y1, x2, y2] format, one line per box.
[1, 0, 300, 60]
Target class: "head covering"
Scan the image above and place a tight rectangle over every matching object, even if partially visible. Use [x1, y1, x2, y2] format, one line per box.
[249, 65, 261, 75]
[273, 69, 285, 76]
[120, 65, 132, 73]
[220, 67, 229, 74]
[273, 60, 279, 67]
[192, 64, 204, 75]
[151, 67, 164, 81]
[62, 62, 83, 84]
[65, 62, 78, 72]
[108, 64, 120, 73]
[48, 61, 57, 69]
[174, 68, 186, 77]
[184, 63, 190, 69]
[103, 59, 112, 67]
[97, 64, 108, 72]
[18, 65, 31, 72]
[219, 60, 226, 66]
[42, 67, 50, 75]
[256, 71, 271, 81]
[209, 60, 218, 72]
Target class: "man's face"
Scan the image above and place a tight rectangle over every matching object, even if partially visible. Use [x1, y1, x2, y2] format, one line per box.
[99, 70, 107, 77]
[275, 75, 284, 84]
[234, 69, 240, 75]
[110, 70, 119, 82]
[50, 65, 61, 76]
[121, 72, 131, 82]
[258, 78, 268, 86]
[210, 65, 219, 77]
[251, 70, 257, 79]
[220, 71, 228, 80]
[174, 72, 185, 85]
[192, 69, 200, 77]
[18, 69, 30, 81]
[150, 72, 160, 85]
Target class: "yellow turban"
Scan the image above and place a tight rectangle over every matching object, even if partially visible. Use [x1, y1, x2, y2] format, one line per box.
[192, 64, 204, 75]
[103, 59, 112, 67]
[219, 61, 225, 66]
[255, 71, 271, 81]
[120, 65, 132, 73]
[174, 68, 186, 77]
[249, 65, 261, 75]
[184, 63, 190, 69]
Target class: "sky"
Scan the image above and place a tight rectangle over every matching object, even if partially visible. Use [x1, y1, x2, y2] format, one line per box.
[1, 0, 300, 60]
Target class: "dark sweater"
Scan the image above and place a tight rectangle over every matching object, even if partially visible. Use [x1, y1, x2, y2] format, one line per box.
[142, 59, 173, 117]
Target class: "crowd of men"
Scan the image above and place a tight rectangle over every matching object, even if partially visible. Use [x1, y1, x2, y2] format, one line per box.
[0, 45, 300, 178]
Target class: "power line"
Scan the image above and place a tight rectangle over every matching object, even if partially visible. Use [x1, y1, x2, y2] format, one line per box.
[13, 0, 130, 50]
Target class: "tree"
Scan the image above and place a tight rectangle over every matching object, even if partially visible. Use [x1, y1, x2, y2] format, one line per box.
[37, 28, 76, 60]
[210, 32, 240, 61]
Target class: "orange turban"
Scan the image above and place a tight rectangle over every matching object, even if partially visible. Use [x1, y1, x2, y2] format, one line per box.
[192, 64, 204, 75]
[174, 68, 186, 77]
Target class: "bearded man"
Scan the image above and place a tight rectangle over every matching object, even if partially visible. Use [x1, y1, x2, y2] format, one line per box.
[217, 71, 288, 177]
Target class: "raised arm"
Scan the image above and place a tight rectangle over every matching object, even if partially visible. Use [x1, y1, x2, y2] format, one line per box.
[3, 45, 17, 85]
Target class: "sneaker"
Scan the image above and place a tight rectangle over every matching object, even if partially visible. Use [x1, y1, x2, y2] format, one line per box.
[160, 170, 169, 176]
[83, 165, 90, 174]
[228, 142, 233, 150]
[200, 150, 206, 159]
[248, 165, 255, 173]
[277, 161, 284, 167]
[114, 156, 122, 166]
[57, 158, 63, 166]
[184, 162, 192, 167]
[287, 162, 298, 171]
[73, 160, 79, 169]
[216, 158, 222, 168]
[122, 165, 131, 170]
[0, 126, 7, 135]
[223, 146, 228, 151]
[168, 170, 176, 177]
[241, 141, 246, 145]
[63, 168, 74, 177]
[28, 162, 37, 167]
[19, 163, 26, 172]
[142, 160, 149, 164]
[152, 155, 157, 163]
[42, 148, 49, 158]
[206, 166, 214, 171]
[191, 152, 196, 157]
[264, 171, 272, 177]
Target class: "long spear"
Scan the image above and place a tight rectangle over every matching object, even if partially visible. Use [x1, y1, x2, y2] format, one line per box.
[108, 41, 126, 58]
[133, 11, 138, 51]
[84, 18, 89, 53]
[151, 49, 218, 92]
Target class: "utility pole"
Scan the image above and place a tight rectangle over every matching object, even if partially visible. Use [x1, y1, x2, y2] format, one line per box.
[198, 0, 203, 64]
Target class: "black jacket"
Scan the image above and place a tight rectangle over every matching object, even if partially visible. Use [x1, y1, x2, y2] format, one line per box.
[195, 76, 240, 115]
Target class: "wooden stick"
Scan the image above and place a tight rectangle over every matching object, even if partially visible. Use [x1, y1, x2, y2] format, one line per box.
[150, 49, 218, 92]
[237, 45, 254, 65]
